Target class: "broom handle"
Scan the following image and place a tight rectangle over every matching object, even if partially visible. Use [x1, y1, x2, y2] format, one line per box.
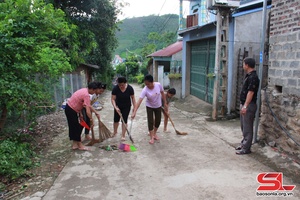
[162, 107, 176, 129]
[167, 114, 176, 128]
[91, 125, 96, 140]
[119, 113, 134, 143]
[130, 118, 133, 133]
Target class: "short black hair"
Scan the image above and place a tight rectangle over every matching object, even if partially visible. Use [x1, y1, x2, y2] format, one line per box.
[117, 76, 127, 84]
[96, 82, 102, 88]
[168, 88, 176, 95]
[101, 83, 107, 89]
[96, 82, 106, 89]
[144, 74, 154, 83]
[243, 57, 255, 68]
[88, 82, 98, 89]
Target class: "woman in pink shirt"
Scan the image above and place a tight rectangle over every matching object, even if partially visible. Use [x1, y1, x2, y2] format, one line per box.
[132, 74, 167, 144]
[65, 82, 97, 150]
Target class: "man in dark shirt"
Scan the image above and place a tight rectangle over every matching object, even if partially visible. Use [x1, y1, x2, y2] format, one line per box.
[236, 57, 260, 155]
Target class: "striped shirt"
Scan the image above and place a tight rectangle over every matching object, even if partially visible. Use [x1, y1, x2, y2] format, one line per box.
[67, 88, 91, 113]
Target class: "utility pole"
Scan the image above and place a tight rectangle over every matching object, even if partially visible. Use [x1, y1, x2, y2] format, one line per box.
[179, 0, 183, 30]
[211, 7, 231, 120]
[212, 10, 222, 120]
[254, 0, 268, 142]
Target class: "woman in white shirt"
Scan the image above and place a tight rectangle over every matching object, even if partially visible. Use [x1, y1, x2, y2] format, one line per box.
[132, 74, 167, 144]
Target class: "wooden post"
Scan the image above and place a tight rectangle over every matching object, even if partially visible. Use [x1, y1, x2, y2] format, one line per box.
[212, 10, 222, 120]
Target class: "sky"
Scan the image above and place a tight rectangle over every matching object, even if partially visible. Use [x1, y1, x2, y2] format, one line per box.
[118, 0, 190, 20]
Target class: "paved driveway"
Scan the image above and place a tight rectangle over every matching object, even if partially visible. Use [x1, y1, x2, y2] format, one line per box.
[43, 84, 299, 200]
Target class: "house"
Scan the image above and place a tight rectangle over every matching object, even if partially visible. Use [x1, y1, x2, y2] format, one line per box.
[147, 40, 183, 90]
[260, 0, 300, 152]
[179, 0, 271, 115]
[178, 0, 299, 152]
[111, 54, 124, 70]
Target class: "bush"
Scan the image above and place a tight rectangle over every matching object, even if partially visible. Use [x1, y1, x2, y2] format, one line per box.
[168, 73, 182, 79]
[140, 65, 149, 76]
[135, 74, 144, 84]
[0, 139, 38, 180]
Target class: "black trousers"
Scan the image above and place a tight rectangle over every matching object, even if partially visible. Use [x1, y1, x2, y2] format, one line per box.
[65, 104, 83, 142]
[146, 106, 161, 131]
[114, 106, 131, 124]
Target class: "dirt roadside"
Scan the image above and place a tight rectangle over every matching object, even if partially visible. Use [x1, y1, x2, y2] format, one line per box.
[2, 111, 73, 200]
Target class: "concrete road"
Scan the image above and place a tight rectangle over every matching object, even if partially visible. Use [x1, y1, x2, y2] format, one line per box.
[43, 84, 299, 200]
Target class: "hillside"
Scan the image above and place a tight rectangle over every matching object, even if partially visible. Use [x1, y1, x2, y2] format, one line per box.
[115, 14, 180, 56]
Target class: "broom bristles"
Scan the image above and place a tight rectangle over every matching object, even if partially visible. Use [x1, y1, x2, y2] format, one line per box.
[176, 130, 188, 135]
[86, 120, 113, 146]
[99, 121, 113, 141]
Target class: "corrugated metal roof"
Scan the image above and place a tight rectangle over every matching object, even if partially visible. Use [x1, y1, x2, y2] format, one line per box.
[178, 21, 216, 36]
[148, 41, 183, 57]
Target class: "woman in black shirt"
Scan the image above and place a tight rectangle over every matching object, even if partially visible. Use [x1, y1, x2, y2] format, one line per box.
[111, 76, 136, 141]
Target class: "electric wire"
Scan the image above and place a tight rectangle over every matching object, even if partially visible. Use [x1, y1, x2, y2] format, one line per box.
[149, 0, 167, 30]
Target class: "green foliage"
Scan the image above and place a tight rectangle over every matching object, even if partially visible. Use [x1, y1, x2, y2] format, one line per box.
[115, 54, 140, 80]
[135, 74, 145, 84]
[0, 0, 72, 123]
[140, 64, 149, 76]
[126, 63, 139, 77]
[206, 73, 216, 79]
[115, 14, 179, 56]
[0, 0, 121, 131]
[116, 63, 126, 77]
[50, 0, 120, 86]
[168, 73, 182, 79]
[141, 43, 157, 58]
[0, 139, 38, 179]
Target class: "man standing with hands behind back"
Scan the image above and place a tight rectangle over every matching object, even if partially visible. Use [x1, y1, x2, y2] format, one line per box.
[236, 57, 260, 155]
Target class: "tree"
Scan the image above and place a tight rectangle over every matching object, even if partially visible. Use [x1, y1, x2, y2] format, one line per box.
[115, 55, 139, 81]
[0, 0, 73, 131]
[49, 0, 121, 85]
[115, 63, 126, 77]
[141, 31, 177, 58]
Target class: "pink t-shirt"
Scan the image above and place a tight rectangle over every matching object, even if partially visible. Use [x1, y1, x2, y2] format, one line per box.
[140, 82, 163, 108]
[67, 88, 91, 113]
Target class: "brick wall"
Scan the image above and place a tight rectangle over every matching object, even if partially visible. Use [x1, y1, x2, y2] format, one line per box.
[260, 0, 300, 153]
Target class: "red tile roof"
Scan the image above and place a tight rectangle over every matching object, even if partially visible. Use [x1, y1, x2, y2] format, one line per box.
[148, 41, 183, 57]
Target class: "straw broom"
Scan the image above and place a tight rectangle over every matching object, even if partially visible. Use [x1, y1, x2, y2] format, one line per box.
[162, 107, 188, 135]
[98, 120, 114, 141]
[86, 120, 113, 146]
